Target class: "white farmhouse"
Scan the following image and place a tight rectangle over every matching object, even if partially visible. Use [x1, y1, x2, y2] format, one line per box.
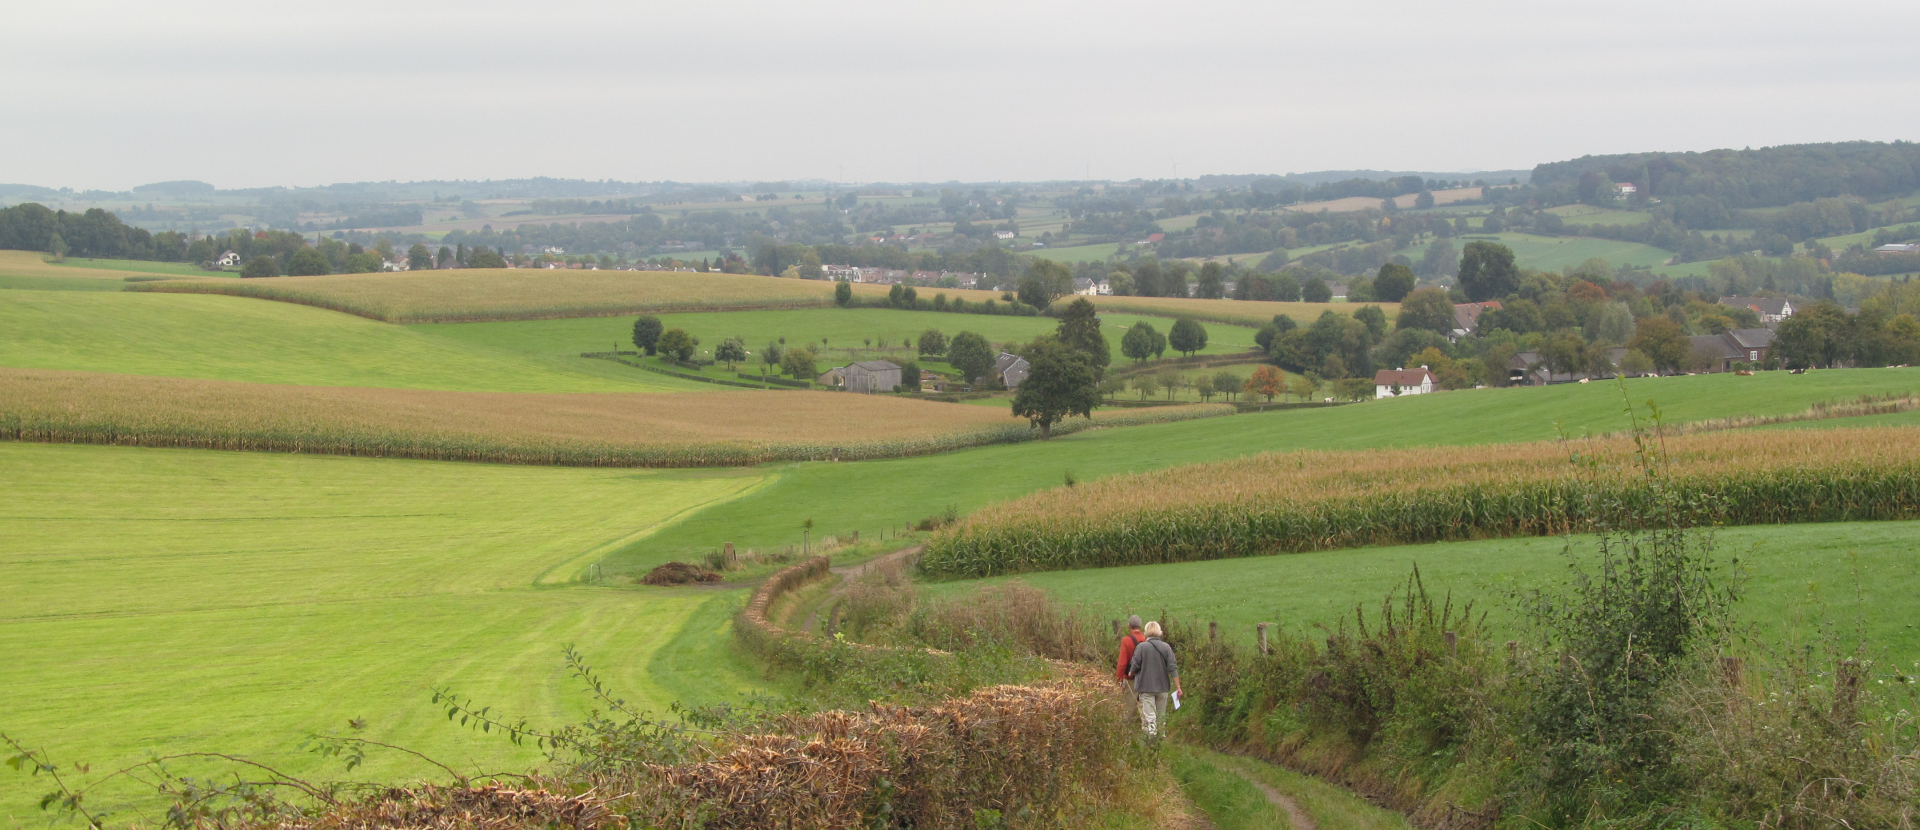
[1374, 367, 1435, 399]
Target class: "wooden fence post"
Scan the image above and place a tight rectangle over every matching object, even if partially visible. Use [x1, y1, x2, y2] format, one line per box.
[1209, 621, 1218, 643]
[1111, 620, 1121, 638]
[1257, 623, 1269, 655]
[1444, 631, 1458, 657]
[1835, 659, 1864, 718]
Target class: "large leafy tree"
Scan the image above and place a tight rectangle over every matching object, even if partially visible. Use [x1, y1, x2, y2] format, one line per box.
[1121, 321, 1165, 363]
[1395, 288, 1455, 334]
[1458, 241, 1520, 301]
[947, 331, 995, 382]
[1011, 340, 1099, 439]
[467, 247, 507, 268]
[656, 328, 699, 362]
[1053, 297, 1109, 375]
[1772, 301, 1852, 368]
[241, 256, 280, 278]
[834, 279, 853, 306]
[916, 328, 948, 356]
[632, 316, 664, 355]
[1017, 259, 1075, 310]
[1373, 263, 1416, 302]
[1245, 365, 1286, 402]
[1195, 262, 1226, 299]
[1168, 318, 1208, 356]
[714, 337, 747, 370]
[286, 247, 330, 276]
[1628, 317, 1689, 373]
[780, 346, 817, 379]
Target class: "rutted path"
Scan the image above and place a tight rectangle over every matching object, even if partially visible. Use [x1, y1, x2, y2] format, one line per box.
[1226, 759, 1317, 830]
[798, 544, 923, 634]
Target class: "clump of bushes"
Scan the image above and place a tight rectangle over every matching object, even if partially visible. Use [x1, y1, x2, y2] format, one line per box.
[638, 561, 721, 585]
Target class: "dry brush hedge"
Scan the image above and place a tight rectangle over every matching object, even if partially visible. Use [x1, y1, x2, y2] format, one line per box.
[920, 427, 1920, 577]
[0, 369, 1232, 467]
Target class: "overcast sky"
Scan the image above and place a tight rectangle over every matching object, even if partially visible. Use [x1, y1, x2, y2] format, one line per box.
[4, 0, 1916, 191]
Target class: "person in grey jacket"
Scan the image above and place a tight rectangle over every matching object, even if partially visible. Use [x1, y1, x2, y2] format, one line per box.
[1126, 621, 1182, 738]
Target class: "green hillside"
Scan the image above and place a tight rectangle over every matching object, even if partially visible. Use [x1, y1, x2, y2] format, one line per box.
[927, 520, 1920, 664]
[0, 443, 770, 821]
[626, 369, 1920, 566]
[0, 290, 703, 391]
[414, 307, 1262, 369]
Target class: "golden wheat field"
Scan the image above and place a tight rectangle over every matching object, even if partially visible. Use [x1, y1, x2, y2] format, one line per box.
[921, 426, 1920, 575]
[0, 368, 1231, 466]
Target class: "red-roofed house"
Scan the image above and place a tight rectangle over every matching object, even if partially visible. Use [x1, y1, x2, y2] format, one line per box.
[1374, 367, 1435, 399]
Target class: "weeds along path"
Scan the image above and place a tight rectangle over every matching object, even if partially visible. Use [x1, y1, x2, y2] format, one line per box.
[799, 545, 924, 633]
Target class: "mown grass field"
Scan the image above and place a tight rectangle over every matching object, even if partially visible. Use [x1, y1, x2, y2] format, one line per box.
[0, 250, 178, 291]
[1541, 205, 1653, 225]
[0, 290, 698, 391]
[0, 442, 773, 823]
[0, 368, 1229, 466]
[414, 307, 1262, 371]
[1088, 295, 1391, 328]
[1030, 242, 1127, 263]
[622, 369, 1920, 568]
[48, 256, 228, 276]
[1401, 232, 1675, 272]
[927, 519, 1920, 666]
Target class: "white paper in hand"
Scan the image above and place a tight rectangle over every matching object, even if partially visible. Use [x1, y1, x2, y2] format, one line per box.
[1172, 691, 1181, 710]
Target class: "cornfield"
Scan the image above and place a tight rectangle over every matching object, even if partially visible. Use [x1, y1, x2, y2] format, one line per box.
[130, 268, 863, 323]
[920, 427, 1920, 577]
[0, 369, 1232, 467]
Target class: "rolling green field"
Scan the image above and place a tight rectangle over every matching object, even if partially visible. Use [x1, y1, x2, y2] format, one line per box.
[1541, 205, 1652, 226]
[0, 443, 772, 823]
[1412, 232, 1676, 272]
[926, 520, 1920, 664]
[413, 307, 1262, 371]
[0, 290, 702, 392]
[623, 369, 1920, 567]
[1030, 242, 1127, 263]
[49, 257, 227, 276]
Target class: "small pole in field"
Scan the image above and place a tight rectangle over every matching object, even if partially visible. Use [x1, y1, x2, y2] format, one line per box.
[1111, 620, 1121, 638]
[1209, 621, 1218, 642]
[1444, 631, 1458, 657]
[1257, 623, 1269, 655]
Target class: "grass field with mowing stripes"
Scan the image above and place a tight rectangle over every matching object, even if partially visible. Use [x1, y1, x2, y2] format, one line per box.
[0, 442, 771, 823]
[0, 290, 700, 392]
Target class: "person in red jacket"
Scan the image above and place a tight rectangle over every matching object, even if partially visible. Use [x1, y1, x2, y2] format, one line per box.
[1115, 615, 1146, 692]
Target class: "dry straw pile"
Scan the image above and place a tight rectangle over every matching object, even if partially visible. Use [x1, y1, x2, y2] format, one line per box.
[0, 369, 1231, 466]
[921, 427, 1920, 577]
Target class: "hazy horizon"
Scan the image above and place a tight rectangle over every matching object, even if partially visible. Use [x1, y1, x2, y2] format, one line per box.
[5, 0, 1916, 191]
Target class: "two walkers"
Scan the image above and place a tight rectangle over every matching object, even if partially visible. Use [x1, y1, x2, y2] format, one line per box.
[1115, 616, 1181, 739]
